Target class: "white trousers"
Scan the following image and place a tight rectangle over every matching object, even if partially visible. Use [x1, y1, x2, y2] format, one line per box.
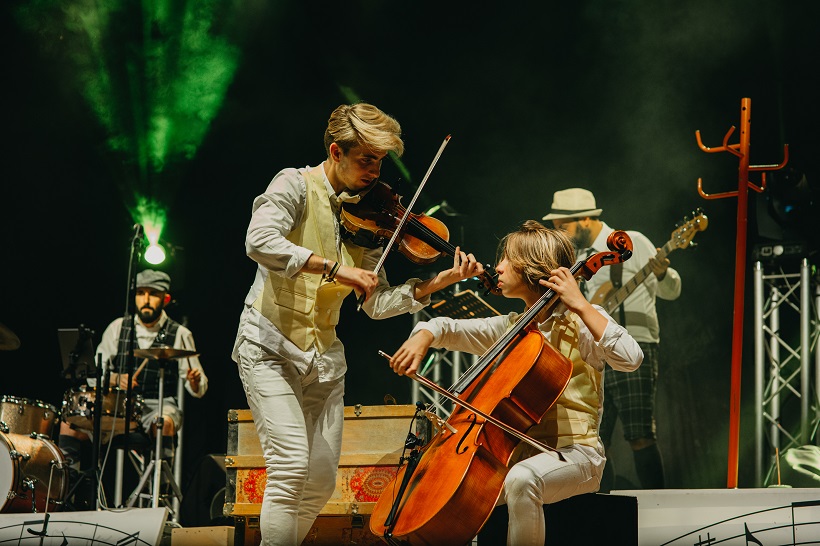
[235, 340, 344, 546]
[503, 444, 605, 546]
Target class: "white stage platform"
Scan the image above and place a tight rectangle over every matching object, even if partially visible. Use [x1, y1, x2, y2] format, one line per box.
[0, 507, 167, 545]
[611, 488, 820, 545]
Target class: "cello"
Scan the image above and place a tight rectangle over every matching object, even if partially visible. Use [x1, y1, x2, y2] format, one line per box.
[370, 230, 633, 545]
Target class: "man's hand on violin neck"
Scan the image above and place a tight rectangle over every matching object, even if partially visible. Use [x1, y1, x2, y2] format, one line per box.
[413, 248, 484, 300]
[446, 248, 484, 284]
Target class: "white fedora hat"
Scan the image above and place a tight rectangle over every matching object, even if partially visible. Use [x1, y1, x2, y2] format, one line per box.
[541, 188, 603, 221]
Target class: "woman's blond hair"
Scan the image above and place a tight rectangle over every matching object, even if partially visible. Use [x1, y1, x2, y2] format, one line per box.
[324, 103, 404, 157]
[498, 220, 576, 294]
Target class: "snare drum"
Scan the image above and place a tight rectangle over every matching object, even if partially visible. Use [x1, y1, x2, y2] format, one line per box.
[62, 386, 143, 435]
[0, 431, 68, 513]
[0, 395, 59, 437]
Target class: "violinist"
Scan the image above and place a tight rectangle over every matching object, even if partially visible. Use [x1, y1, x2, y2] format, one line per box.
[387, 221, 644, 546]
[231, 102, 484, 546]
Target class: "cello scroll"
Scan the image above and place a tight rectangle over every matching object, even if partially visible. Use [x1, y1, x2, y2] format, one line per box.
[576, 230, 633, 282]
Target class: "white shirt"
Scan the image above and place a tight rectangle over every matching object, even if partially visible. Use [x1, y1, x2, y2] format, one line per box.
[412, 306, 643, 375]
[583, 221, 681, 343]
[233, 164, 431, 382]
[94, 311, 208, 398]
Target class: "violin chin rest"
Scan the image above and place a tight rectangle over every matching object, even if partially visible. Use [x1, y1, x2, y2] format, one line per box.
[341, 225, 384, 249]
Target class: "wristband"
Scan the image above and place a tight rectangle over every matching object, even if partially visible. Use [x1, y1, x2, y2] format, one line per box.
[328, 262, 340, 281]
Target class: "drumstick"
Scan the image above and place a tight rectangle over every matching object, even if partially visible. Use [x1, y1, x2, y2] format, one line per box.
[132, 358, 149, 380]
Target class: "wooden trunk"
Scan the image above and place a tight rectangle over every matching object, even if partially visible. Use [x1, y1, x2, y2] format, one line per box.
[225, 404, 428, 546]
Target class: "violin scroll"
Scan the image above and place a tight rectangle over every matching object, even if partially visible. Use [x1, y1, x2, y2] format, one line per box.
[477, 268, 501, 296]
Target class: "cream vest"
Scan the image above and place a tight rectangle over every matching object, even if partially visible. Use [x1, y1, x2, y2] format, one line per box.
[510, 313, 602, 464]
[252, 166, 364, 353]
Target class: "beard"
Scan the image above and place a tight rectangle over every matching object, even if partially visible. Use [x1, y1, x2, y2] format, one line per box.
[572, 224, 594, 250]
[138, 306, 162, 324]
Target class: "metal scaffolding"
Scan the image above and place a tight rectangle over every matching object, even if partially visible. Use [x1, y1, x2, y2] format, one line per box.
[754, 258, 820, 486]
[409, 307, 478, 418]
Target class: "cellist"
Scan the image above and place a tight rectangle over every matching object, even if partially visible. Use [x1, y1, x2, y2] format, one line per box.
[386, 220, 644, 546]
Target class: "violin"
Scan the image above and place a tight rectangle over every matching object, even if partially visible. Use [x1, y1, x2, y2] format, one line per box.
[340, 180, 500, 295]
[370, 231, 634, 545]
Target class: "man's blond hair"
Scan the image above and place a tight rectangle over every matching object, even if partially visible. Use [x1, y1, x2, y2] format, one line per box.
[324, 103, 404, 157]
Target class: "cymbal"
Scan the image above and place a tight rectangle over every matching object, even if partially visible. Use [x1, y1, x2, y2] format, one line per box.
[0, 323, 21, 351]
[134, 346, 199, 360]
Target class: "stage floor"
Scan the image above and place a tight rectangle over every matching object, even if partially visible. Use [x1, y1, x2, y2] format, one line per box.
[611, 487, 820, 545]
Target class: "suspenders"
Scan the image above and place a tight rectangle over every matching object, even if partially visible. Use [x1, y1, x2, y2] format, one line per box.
[610, 262, 627, 326]
[138, 319, 181, 399]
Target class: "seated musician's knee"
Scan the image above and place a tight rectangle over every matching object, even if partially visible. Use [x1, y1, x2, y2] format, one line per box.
[504, 463, 541, 506]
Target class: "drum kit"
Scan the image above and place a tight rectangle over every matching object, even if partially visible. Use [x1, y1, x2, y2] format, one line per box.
[0, 322, 198, 515]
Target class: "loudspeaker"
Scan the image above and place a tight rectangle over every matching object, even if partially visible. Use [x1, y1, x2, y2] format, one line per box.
[478, 493, 638, 546]
[179, 453, 229, 527]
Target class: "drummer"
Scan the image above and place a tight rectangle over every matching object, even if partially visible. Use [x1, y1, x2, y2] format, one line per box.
[58, 269, 207, 508]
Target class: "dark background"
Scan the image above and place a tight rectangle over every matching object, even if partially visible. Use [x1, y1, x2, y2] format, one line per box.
[2, 0, 818, 495]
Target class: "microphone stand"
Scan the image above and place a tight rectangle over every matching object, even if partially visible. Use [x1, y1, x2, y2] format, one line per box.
[90, 353, 104, 509]
[112, 224, 144, 505]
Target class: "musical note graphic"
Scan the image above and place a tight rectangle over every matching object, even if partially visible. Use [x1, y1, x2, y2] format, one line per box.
[116, 530, 141, 545]
[0, 507, 165, 545]
[693, 532, 716, 545]
[744, 523, 763, 546]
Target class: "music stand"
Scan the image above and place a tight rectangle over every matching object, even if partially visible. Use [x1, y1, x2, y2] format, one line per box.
[429, 289, 501, 320]
[58, 326, 96, 381]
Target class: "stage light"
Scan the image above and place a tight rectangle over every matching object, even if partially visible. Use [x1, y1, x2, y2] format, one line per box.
[754, 166, 818, 255]
[145, 242, 166, 265]
[13, 2, 241, 260]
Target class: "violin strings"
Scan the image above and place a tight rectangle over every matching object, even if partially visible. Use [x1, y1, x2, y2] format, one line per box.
[406, 216, 456, 255]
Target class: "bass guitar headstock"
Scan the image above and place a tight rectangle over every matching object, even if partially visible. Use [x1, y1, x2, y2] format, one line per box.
[671, 208, 708, 250]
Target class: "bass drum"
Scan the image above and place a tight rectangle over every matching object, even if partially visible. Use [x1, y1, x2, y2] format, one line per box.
[0, 431, 68, 513]
[0, 395, 59, 437]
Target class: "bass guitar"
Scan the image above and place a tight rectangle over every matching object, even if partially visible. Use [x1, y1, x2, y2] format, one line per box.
[589, 210, 707, 314]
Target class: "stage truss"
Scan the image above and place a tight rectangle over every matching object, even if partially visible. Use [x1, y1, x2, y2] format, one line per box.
[755, 258, 820, 486]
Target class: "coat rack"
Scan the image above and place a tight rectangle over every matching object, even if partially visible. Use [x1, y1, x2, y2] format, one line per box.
[695, 97, 789, 488]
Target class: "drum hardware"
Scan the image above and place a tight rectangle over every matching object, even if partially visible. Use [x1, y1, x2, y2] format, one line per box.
[57, 329, 108, 512]
[126, 349, 194, 512]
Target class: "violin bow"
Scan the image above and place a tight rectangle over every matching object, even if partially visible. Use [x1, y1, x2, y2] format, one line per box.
[356, 134, 452, 311]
